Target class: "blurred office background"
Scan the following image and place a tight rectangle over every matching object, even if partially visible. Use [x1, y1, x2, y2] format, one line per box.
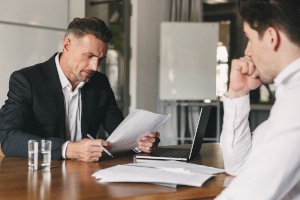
[0, 0, 271, 145]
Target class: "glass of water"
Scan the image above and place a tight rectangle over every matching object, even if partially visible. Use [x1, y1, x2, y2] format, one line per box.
[28, 140, 52, 170]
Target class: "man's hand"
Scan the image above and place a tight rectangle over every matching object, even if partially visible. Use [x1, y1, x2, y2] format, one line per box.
[137, 131, 160, 153]
[228, 56, 262, 99]
[66, 138, 111, 162]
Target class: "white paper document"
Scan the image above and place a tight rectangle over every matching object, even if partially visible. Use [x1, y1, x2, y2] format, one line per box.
[107, 109, 171, 153]
[92, 160, 225, 188]
[126, 160, 225, 175]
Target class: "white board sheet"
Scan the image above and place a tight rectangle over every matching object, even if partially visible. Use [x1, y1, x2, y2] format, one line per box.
[159, 22, 218, 100]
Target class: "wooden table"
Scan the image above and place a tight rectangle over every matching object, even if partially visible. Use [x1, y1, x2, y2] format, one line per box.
[0, 143, 229, 200]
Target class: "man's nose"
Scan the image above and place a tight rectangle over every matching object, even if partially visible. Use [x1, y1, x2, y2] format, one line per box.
[244, 42, 251, 57]
[90, 58, 99, 71]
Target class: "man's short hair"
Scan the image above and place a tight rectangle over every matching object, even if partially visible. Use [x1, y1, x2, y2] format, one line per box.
[238, 0, 300, 45]
[65, 17, 112, 43]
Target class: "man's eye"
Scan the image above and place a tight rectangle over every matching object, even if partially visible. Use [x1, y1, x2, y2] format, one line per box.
[86, 54, 93, 58]
[99, 57, 106, 63]
[99, 57, 106, 67]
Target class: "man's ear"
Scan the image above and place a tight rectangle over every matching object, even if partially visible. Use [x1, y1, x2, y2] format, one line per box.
[63, 38, 71, 52]
[266, 27, 280, 51]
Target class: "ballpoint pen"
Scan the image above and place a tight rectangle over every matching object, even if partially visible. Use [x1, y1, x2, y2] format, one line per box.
[87, 134, 113, 157]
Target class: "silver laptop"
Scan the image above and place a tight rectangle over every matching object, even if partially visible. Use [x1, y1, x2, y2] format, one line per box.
[134, 106, 211, 162]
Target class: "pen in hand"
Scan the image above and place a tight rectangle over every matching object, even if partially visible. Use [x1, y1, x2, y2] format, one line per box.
[87, 134, 113, 157]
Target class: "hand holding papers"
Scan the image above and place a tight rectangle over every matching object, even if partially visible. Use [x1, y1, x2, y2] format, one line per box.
[107, 109, 171, 153]
[92, 160, 225, 187]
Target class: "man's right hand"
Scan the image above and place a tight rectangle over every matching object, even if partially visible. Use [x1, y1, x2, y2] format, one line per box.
[65, 138, 111, 162]
[227, 56, 262, 99]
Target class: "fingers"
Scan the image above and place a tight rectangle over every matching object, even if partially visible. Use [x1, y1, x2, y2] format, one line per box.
[238, 56, 257, 77]
[66, 138, 110, 162]
[149, 131, 160, 138]
[89, 139, 111, 149]
[228, 56, 262, 98]
[137, 132, 161, 153]
[81, 150, 103, 162]
[234, 56, 261, 82]
[250, 70, 259, 79]
[140, 132, 160, 143]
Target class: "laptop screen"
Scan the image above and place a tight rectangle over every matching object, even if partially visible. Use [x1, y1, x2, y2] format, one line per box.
[189, 106, 211, 159]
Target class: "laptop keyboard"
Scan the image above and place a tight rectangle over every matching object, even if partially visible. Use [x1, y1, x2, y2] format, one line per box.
[154, 149, 190, 158]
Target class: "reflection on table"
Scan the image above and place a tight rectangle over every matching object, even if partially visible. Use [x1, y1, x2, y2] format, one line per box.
[0, 143, 229, 199]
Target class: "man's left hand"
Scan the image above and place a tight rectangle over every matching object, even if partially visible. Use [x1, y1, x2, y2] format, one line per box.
[137, 131, 160, 153]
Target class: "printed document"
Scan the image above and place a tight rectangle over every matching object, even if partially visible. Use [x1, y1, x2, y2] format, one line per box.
[107, 109, 171, 153]
[92, 160, 225, 187]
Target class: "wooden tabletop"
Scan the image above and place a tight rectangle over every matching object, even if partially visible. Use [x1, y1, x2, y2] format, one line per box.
[0, 143, 229, 200]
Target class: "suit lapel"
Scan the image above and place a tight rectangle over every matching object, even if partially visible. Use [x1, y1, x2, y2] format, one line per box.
[81, 83, 94, 136]
[41, 53, 96, 139]
[42, 54, 66, 138]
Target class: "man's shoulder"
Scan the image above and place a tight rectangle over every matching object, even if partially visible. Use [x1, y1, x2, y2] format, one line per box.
[13, 53, 57, 78]
[8, 54, 59, 88]
[19, 53, 57, 73]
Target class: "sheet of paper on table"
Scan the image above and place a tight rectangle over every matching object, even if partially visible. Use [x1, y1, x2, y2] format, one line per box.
[92, 160, 225, 188]
[107, 109, 171, 153]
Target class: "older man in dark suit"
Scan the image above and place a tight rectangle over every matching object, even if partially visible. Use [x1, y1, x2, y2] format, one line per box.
[0, 17, 160, 162]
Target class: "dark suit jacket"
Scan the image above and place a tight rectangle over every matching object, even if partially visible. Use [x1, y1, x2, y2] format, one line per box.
[0, 53, 124, 160]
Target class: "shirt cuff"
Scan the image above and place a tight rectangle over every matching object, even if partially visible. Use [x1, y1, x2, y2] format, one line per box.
[222, 93, 251, 131]
[223, 93, 250, 117]
[61, 141, 70, 159]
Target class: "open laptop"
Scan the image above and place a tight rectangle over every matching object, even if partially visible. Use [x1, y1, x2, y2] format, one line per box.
[134, 106, 211, 162]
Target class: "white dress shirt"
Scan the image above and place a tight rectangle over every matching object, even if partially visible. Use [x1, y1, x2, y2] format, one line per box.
[216, 58, 300, 200]
[55, 53, 85, 158]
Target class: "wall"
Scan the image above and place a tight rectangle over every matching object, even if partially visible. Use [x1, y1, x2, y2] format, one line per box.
[0, 0, 85, 106]
[131, 0, 185, 145]
[130, 0, 170, 112]
[130, 0, 220, 145]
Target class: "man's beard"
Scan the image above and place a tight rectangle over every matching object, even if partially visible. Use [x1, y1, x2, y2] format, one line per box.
[70, 68, 95, 83]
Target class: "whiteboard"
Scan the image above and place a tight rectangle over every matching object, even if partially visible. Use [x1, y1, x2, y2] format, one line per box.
[159, 22, 218, 100]
[0, 23, 65, 105]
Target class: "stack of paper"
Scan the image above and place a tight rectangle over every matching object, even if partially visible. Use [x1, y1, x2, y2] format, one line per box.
[92, 161, 225, 188]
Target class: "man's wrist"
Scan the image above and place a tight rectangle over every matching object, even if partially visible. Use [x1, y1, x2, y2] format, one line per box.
[227, 89, 249, 99]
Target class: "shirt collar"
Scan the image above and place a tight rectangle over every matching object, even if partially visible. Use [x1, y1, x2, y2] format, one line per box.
[274, 57, 300, 88]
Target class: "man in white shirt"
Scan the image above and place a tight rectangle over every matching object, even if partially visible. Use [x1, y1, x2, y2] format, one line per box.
[216, 0, 300, 199]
